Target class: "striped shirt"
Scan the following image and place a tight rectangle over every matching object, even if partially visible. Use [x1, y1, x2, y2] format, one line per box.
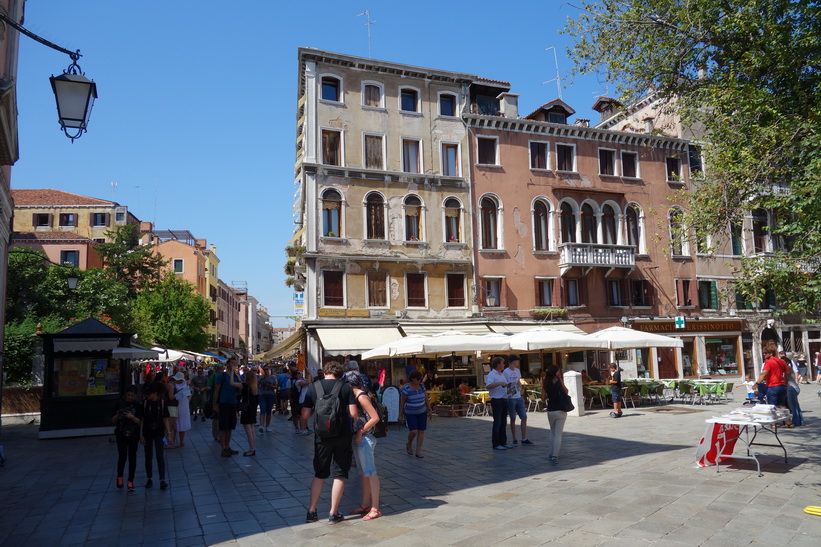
[401, 383, 427, 415]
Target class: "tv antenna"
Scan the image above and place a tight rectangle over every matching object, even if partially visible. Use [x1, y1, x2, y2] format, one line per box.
[542, 46, 563, 100]
[357, 10, 376, 58]
[110, 181, 118, 197]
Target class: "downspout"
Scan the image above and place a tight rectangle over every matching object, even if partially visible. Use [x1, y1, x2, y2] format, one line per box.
[463, 82, 480, 317]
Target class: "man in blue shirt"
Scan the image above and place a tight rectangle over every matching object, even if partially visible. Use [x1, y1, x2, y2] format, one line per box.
[277, 366, 292, 414]
[212, 358, 243, 457]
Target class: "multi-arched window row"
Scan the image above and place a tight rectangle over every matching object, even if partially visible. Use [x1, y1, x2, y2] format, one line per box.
[477, 195, 647, 253]
[319, 74, 459, 117]
[321, 189, 464, 243]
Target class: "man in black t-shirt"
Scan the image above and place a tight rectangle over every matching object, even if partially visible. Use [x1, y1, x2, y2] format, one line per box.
[608, 362, 623, 418]
[301, 361, 358, 525]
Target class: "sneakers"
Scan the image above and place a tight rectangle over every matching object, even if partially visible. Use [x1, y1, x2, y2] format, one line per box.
[511, 440, 518, 446]
[298, 429, 311, 436]
[265, 426, 272, 432]
[610, 411, 623, 418]
[160, 480, 168, 490]
[328, 513, 345, 525]
[145, 478, 153, 489]
[116, 477, 123, 489]
[306, 511, 318, 523]
[548, 455, 559, 465]
[504, 444, 517, 449]
[521, 439, 534, 445]
[127, 481, 135, 493]
[493, 445, 508, 451]
[259, 426, 264, 433]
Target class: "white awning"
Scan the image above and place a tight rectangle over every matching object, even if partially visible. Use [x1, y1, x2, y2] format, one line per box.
[401, 324, 492, 336]
[112, 346, 161, 360]
[316, 327, 403, 355]
[256, 330, 304, 360]
[488, 322, 586, 335]
[53, 338, 120, 353]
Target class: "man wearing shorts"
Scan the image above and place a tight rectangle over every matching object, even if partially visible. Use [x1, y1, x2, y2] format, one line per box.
[301, 361, 358, 525]
[608, 363, 623, 418]
[212, 359, 243, 457]
[504, 355, 533, 445]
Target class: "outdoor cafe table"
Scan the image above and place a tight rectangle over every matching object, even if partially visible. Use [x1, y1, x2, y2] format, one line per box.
[427, 391, 443, 404]
[470, 391, 490, 404]
[695, 409, 789, 476]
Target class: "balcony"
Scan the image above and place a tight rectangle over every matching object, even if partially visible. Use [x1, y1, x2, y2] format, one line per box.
[558, 243, 636, 276]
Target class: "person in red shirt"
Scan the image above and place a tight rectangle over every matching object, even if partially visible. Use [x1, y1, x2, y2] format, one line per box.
[757, 349, 787, 406]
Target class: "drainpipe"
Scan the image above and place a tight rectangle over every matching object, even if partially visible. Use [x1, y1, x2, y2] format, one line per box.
[463, 82, 480, 317]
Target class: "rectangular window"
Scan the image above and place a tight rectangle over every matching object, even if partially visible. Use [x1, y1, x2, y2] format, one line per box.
[115, 212, 125, 222]
[666, 157, 682, 181]
[622, 151, 638, 178]
[698, 280, 719, 309]
[484, 278, 502, 307]
[363, 84, 381, 107]
[367, 271, 387, 307]
[730, 223, 743, 255]
[556, 144, 575, 171]
[536, 278, 554, 307]
[688, 144, 703, 175]
[477, 137, 497, 165]
[91, 213, 109, 227]
[321, 77, 340, 102]
[173, 258, 184, 273]
[598, 149, 616, 176]
[439, 94, 456, 116]
[630, 279, 652, 307]
[564, 279, 583, 307]
[406, 273, 426, 308]
[323, 271, 344, 307]
[530, 142, 548, 170]
[607, 280, 624, 306]
[364, 134, 384, 170]
[60, 250, 79, 268]
[446, 273, 466, 307]
[548, 112, 567, 124]
[321, 130, 342, 166]
[59, 213, 77, 227]
[676, 279, 693, 307]
[735, 288, 754, 310]
[402, 139, 421, 173]
[400, 89, 418, 112]
[442, 143, 458, 176]
[34, 213, 51, 227]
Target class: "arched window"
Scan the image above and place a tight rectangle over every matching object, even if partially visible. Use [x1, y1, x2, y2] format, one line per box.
[752, 208, 769, 253]
[444, 198, 462, 242]
[365, 193, 385, 240]
[533, 200, 549, 250]
[560, 202, 576, 243]
[362, 82, 382, 108]
[670, 207, 686, 255]
[602, 204, 617, 245]
[321, 76, 341, 102]
[626, 205, 641, 249]
[322, 189, 342, 237]
[581, 203, 597, 244]
[480, 197, 499, 249]
[404, 195, 423, 241]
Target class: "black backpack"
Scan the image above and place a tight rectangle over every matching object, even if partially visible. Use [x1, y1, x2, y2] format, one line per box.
[371, 395, 390, 438]
[314, 380, 344, 439]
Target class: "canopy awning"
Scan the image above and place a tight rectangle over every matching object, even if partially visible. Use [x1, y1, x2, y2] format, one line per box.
[488, 322, 586, 335]
[112, 346, 161, 360]
[256, 330, 303, 360]
[53, 337, 120, 353]
[316, 327, 403, 356]
[203, 351, 228, 362]
[401, 324, 493, 336]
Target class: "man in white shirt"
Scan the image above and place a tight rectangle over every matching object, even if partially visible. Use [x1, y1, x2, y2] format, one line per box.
[486, 356, 514, 451]
[503, 356, 532, 446]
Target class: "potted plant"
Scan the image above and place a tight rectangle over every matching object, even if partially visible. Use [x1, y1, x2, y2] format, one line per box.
[435, 388, 469, 417]
[531, 307, 568, 320]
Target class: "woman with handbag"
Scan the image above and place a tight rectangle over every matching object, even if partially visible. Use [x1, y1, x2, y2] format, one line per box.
[541, 364, 569, 465]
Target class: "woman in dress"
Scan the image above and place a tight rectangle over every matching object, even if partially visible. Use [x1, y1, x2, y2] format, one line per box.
[541, 364, 568, 465]
[173, 372, 192, 446]
[240, 368, 259, 456]
[399, 370, 431, 458]
[344, 371, 382, 520]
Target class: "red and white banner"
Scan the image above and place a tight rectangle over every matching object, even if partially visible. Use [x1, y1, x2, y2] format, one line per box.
[696, 423, 741, 467]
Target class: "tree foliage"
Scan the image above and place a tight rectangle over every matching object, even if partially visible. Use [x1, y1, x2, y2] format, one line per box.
[3, 315, 65, 386]
[564, 0, 821, 313]
[133, 272, 211, 351]
[95, 224, 165, 299]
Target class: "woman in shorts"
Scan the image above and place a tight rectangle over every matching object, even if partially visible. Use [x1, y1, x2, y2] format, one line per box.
[344, 371, 382, 520]
[399, 370, 432, 458]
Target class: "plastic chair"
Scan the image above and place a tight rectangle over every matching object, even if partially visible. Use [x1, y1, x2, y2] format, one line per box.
[622, 386, 639, 408]
[722, 382, 735, 403]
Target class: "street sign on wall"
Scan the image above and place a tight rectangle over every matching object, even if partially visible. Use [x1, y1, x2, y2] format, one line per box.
[294, 292, 305, 316]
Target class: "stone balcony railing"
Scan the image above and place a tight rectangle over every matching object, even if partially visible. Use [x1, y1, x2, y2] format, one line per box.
[558, 243, 636, 275]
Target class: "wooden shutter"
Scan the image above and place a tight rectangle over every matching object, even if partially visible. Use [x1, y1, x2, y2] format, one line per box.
[407, 273, 426, 307]
[447, 274, 465, 307]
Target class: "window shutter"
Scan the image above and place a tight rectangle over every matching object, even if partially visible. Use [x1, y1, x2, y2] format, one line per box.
[32, 213, 37, 227]
[47, 214, 53, 227]
[73, 214, 79, 227]
[105, 213, 111, 226]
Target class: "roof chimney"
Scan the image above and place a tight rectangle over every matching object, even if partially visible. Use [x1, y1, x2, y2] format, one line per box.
[575, 119, 590, 128]
[643, 116, 655, 134]
[497, 92, 519, 119]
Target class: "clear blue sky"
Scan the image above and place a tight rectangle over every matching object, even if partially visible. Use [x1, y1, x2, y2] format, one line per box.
[13, 1, 606, 327]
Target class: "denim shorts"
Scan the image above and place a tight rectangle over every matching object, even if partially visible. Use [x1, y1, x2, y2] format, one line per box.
[508, 397, 527, 419]
[405, 412, 428, 431]
[611, 392, 622, 403]
[353, 434, 377, 477]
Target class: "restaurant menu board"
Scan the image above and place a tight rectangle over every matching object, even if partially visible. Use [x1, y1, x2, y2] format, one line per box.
[56, 358, 119, 397]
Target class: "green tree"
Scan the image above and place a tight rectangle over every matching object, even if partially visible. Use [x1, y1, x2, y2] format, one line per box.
[95, 224, 166, 299]
[564, 0, 821, 313]
[3, 315, 66, 386]
[133, 272, 210, 351]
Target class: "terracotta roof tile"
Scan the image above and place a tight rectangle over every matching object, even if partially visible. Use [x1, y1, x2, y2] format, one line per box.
[11, 189, 117, 207]
[12, 231, 91, 242]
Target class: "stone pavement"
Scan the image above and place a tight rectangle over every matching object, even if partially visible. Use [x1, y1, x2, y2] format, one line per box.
[1, 387, 821, 546]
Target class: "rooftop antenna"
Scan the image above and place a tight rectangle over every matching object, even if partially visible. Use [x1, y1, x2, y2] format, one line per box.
[110, 181, 118, 198]
[357, 10, 376, 58]
[542, 46, 562, 100]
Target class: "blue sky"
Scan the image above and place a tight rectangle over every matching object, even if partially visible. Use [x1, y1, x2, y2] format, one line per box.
[13, 1, 607, 327]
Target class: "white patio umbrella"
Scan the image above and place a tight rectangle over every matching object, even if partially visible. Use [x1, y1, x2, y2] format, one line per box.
[361, 335, 430, 360]
[419, 331, 512, 354]
[587, 326, 683, 350]
[508, 327, 609, 352]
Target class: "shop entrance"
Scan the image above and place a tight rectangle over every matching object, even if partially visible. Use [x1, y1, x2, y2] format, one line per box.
[657, 348, 677, 378]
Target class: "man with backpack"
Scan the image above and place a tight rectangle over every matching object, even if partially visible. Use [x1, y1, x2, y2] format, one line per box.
[301, 361, 358, 525]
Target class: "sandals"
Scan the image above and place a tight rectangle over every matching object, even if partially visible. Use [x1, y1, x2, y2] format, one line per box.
[406, 442, 413, 456]
[349, 505, 369, 515]
[415, 453, 425, 458]
[127, 481, 135, 493]
[116, 477, 124, 489]
[363, 508, 382, 520]
[243, 450, 256, 457]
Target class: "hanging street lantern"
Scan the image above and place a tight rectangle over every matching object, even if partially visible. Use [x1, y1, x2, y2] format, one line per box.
[50, 55, 97, 142]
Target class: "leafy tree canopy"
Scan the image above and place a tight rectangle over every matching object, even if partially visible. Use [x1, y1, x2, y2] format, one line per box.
[564, 0, 821, 314]
[133, 272, 211, 351]
[95, 224, 166, 299]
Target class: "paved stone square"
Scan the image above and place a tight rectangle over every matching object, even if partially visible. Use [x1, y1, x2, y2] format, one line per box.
[1, 388, 820, 546]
